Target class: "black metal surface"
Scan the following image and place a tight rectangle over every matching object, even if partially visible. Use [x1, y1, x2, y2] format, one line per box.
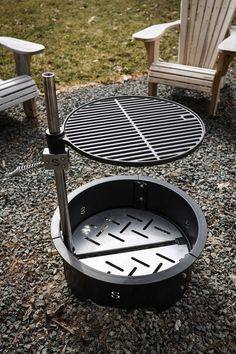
[51, 176, 207, 309]
[63, 96, 205, 166]
[46, 129, 65, 154]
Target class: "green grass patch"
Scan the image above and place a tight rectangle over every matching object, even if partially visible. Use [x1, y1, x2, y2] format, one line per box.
[0, 0, 181, 89]
[1, 1, 234, 90]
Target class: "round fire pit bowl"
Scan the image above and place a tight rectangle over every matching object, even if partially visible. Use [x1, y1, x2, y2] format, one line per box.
[51, 176, 207, 310]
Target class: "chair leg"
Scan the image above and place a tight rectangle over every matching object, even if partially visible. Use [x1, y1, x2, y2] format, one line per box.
[210, 52, 235, 117]
[148, 82, 158, 96]
[209, 79, 221, 117]
[23, 98, 37, 118]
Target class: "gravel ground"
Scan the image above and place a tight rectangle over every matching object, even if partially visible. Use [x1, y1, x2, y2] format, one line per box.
[0, 64, 236, 353]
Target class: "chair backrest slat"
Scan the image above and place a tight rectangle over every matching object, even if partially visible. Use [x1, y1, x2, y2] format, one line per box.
[194, 0, 215, 66]
[200, 0, 224, 67]
[179, 0, 199, 65]
[187, 0, 207, 65]
[207, 0, 236, 67]
[178, 0, 236, 69]
[178, 0, 189, 64]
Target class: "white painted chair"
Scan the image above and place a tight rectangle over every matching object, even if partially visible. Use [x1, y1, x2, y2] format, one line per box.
[133, 0, 236, 116]
[0, 37, 45, 118]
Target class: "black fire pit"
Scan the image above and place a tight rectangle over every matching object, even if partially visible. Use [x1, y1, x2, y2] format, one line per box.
[42, 73, 207, 310]
[51, 176, 207, 310]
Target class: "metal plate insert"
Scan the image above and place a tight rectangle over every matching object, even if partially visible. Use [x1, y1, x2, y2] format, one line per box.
[73, 208, 189, 276]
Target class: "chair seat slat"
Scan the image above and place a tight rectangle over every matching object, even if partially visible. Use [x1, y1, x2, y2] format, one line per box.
[0, 75, 38, 111]
[149, 77, 212, 93]
[0, 92, 38, 111]
[151, 62, 216, 76]
[0, 76, 36, 96]
[149, 71, 214, 88]
[0, 75, 32, 89]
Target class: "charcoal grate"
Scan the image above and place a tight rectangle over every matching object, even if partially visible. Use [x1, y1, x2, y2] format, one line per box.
[73, 208, 189, 276]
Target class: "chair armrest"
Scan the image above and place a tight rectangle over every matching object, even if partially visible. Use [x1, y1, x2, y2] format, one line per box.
[132, 20, 180, 42]
[0, 36, 45, 55]
[0, 37, 45, 76]
[218, 26, 236, 53]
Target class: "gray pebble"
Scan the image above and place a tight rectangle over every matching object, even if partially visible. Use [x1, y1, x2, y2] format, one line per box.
[0, 66, 236, 353]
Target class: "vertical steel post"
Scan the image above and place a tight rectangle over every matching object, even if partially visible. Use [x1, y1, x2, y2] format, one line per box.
[42, 72, 73, 252]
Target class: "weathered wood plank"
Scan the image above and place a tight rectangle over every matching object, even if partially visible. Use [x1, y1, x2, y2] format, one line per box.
[208, 0, 236, 67]
[188, 0, 206, 65]
[1, 85, 37, 101]
[150, 67, 214, 81]
[151, 62, 216, 76]
[0, 75, 30, 88]
[0, 75, 38, 111]
[1, 92, 37, 111]
[0, 76, 36, 94]
[196, 0, 215, 67]
[205, 0, 230, 67]
[178, 0, 189, 64]
[201, 0, 222, 66]
[148, 76, 212, 93]
[0, 36, 44, 55]
[149, 72, 213, 88]
[132, 20, 180, 42]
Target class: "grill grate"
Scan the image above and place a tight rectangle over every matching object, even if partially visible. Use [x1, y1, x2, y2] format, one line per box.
[64, 96, 205, 166]
[73, 208, 189, 276]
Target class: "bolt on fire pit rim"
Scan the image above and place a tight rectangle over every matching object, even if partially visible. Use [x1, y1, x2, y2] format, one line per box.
[51, 175, 207, 286]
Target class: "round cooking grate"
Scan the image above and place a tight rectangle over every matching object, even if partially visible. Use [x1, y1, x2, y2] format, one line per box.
[73, 208, 189, 276]
[63, 96, 205, 166]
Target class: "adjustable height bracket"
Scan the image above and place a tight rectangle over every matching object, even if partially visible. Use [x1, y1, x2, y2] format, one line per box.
[43, 147, 69, 170]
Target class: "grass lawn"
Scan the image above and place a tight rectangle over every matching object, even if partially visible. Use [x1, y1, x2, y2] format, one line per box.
[0, 0, 180, 89]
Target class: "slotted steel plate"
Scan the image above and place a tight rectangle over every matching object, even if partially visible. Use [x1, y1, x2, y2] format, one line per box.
[63, 96, 205, 166]
[73, 208, 189, 276]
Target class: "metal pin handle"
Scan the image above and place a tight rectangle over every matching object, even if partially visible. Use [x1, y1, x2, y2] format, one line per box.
[42, 72, 60, 134]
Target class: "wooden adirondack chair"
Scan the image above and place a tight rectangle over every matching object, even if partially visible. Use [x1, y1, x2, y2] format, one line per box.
[133, 0, 236, 116]
[0, 37, 45, 118]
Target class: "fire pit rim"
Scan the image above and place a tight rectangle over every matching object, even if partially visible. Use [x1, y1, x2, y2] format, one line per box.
[51, 175, 207, 285]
